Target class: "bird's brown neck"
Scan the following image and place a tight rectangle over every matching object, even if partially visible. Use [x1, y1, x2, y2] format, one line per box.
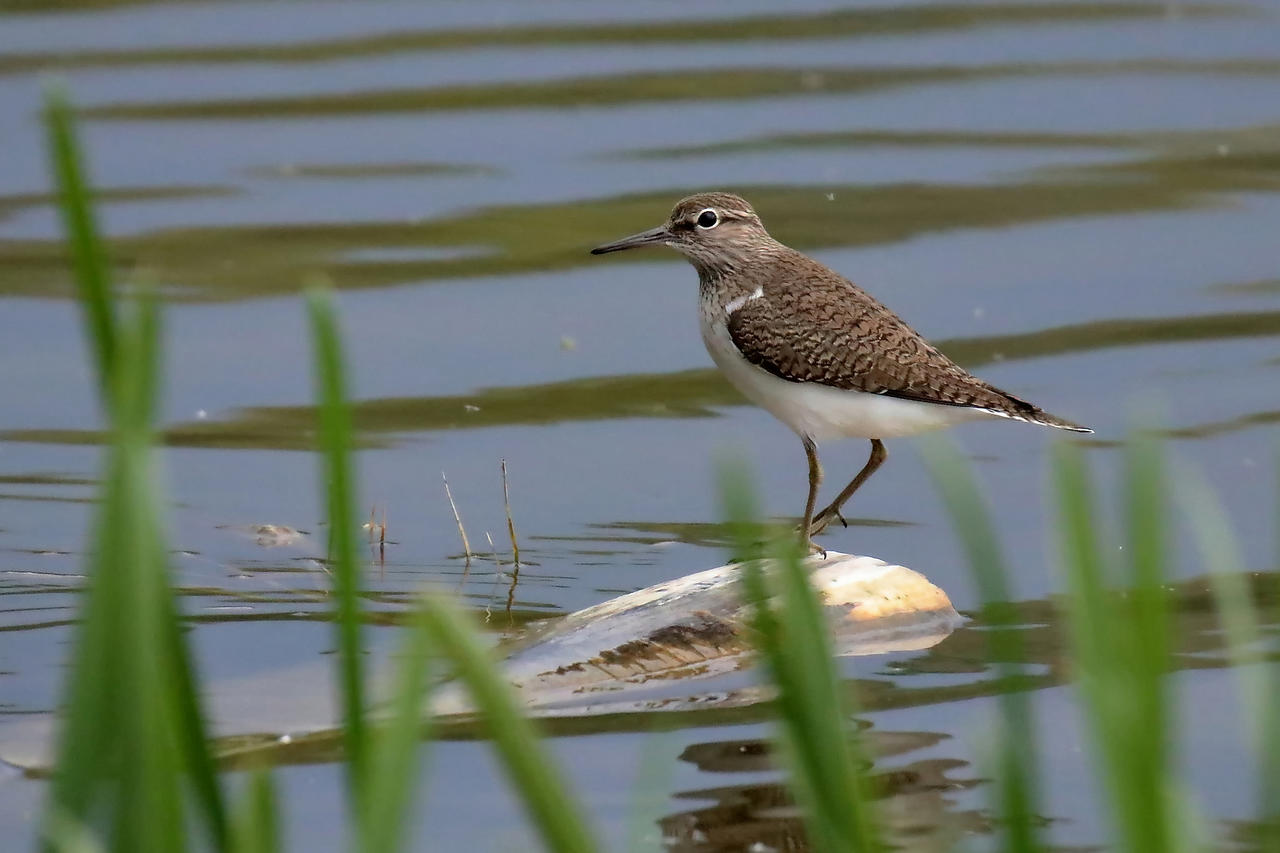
[692, 237, 786, 296]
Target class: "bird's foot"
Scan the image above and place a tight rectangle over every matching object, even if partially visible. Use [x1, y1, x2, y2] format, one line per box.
[805, 507, 847, 537]
[803, 537, 827, 560]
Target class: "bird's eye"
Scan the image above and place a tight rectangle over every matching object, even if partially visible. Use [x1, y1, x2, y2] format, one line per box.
[696, 209, 719, 229]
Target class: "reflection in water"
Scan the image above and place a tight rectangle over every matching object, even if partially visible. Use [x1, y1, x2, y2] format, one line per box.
[6, 565, 1269, 848]
[1, 123, 1279, 302]
[663, 733, 986, 852]
[15, 570, 1267, 756]
[7, 304, 1280, 451]
[246, 161, 497, 180]
[0, 184, 236, 225]
[620, 127, 1141, 160]
[0, 535, 560, 638]
[540, 516, 915, 553]
[0, 2, 1244, 74]
[72, 60, 1280, 121]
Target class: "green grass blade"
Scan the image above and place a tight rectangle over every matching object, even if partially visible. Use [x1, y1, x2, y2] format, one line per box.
[43, 493, 123, 846]
[43, 810, 106, 853]
[306, 286, 370, 824]
[118, 256, 227, 853]
[720, 463, 878, 852]
[43, 87, 117, 403]
[231, 771, 280, 853]
[48, 301, 185, 853]
[1121, 429, 1177, 853]
[918, 436, 1041, 853]
[1270, 449, 1280, 850]
[1053, 437, 1192, 853]
[1052, 443, 1129, 846]
[361, 603, 436, 853]
[420, 595, 597, 853]
[40, 88, 127, 845]
[112, 301, 187, 853]
[41, 91, 226, 853]
[1270, 444, 1280, 849]
[770, 541, 877, 851]
[1272, 600, 1280, 821]
[1176, 463, 1279, 848]
[159, 591, 231, 850]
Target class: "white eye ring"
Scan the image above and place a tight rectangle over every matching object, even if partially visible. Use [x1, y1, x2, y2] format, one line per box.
[695, 208, 720, 229]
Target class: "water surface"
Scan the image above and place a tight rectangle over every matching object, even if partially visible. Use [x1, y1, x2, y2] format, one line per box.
[2, 1, 1279, 849]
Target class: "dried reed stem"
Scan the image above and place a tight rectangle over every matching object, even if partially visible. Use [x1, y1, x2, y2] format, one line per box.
[501, 458, 520, 568]
[442, 471, 472, 568]
[483, 531, 502, 621]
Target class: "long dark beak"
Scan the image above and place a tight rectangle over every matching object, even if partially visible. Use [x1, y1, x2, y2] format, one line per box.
[590, 225, 671, 255]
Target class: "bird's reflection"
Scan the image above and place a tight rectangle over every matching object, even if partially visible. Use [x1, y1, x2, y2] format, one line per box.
[659, 728, 994, 852]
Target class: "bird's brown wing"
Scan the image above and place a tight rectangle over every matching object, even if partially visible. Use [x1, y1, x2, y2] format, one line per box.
[724, 259, 1080, 427]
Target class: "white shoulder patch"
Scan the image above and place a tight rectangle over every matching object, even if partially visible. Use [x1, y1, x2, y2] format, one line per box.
[725, 286, 765, 315]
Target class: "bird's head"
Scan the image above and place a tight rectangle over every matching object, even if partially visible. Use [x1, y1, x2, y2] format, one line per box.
[590, 192, 770, 273]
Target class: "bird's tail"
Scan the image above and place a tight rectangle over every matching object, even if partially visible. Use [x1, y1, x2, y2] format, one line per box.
[1024, 410, 1093, 434]
[986, 388, 1093, 434]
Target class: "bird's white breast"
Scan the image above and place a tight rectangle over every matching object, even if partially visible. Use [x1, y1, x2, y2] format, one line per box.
[698, 303, 992, 441]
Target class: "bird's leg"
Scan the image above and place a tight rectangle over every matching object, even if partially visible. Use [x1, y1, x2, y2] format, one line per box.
[800, 436, 826, 557]
[808, 439, 887, 537]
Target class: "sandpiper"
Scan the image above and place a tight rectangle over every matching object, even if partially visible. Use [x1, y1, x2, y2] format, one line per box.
[591, 192, 1091, 554]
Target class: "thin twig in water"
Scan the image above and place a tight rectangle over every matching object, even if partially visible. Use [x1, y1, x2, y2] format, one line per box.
[501, 458, 520, 569]
[483, 531, 503, 622]
[442, 471, 473, 574]
[500, 460, 521, 622]
[504, 567, 519, 621]
[364, 503, 386, 572]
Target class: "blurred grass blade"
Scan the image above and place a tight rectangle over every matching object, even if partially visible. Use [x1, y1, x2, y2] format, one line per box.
[420, 595, 597, 853]
[1272, 441, 1280, 849]
[47, 302, 190, 853]
[108, 299, 186, 853]
[623, 731, 678, 853]
[918, 436, 1041, 853]
[720, 463, 879, 852]
[41, 88, 125, 844]
[1052, 436, 1192, 853]
[1052, 442, 1128, 848]
[160, 594, 230, 851]
[1272, 447, 1280, 848]
[1122, 427, 1172, 848]
[1176, 463, 1279, 848]
[42, 91, 226, 853]
[307, 277, 589, 853]
[361, 604, 436, 853]
[307, 286, 370, 824]
[44, 468, 124, 845]
[231, 772, 280, 853]
[43, 87, 116, 402]
[43, 810, 105, 853]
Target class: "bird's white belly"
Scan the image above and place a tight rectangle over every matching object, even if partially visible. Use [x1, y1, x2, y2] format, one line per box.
[700, 317, 990, 441]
